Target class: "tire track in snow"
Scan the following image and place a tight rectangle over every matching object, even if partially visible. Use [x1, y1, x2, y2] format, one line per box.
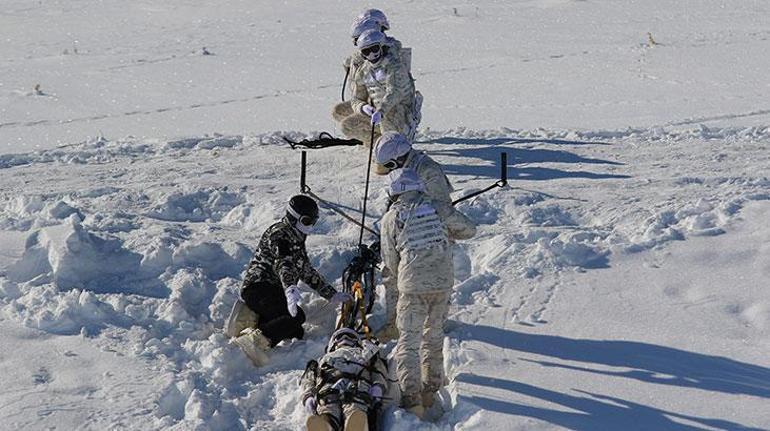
[0, 83, 339, 130]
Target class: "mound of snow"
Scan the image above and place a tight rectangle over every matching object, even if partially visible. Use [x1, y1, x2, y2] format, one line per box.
[7, 214, 144, 291]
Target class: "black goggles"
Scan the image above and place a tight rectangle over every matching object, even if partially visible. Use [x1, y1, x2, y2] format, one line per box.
[299, 214, 318, 226]
[382, 159, 400, 170]
[360, 44, 381, 57]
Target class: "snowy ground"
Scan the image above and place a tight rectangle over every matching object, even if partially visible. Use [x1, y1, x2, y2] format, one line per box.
[1, 1, 770, 430]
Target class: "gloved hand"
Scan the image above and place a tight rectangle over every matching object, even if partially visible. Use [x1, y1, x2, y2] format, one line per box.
[285, 285, 302, 317]
[330, 291, 353, 305]
[361, 104, 376, 116]
[368, 384, 384, 400]
[304, 397, 318, 415]
[370, 111, 382, 125]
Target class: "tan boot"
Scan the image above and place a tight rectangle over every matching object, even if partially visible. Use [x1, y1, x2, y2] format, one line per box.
[421, 391, 436, 409]
[307, 414, 334, 431]
[232, 327, 271, 367]
[406, 404, 425, 420]
[344, 409, 369, 431]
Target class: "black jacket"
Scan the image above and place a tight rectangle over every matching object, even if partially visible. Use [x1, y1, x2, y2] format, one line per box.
[241, 218, 336, 315]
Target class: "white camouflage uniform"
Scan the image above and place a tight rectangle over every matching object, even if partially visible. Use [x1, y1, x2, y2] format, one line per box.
[378, 149, 455, 340]
[380, 187, 476, 408]
[335, 40, 419, 146]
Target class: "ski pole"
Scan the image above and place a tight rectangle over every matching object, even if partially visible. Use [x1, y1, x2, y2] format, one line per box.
[358, 121, 376, 247]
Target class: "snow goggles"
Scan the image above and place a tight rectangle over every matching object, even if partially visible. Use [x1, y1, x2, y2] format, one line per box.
[298, 214, 318, 227]
[382, 159, 400, 170]
[360, 44, 381, 57]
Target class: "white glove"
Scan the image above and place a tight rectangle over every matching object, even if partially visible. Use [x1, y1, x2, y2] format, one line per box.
[330, 291, 353, 305]
[361, 104, 376, 116]
[370, 111, 382, 125]
[285, 285, 302, 317]
[368, 384, 384, 400]
[304, 397, 317, 415]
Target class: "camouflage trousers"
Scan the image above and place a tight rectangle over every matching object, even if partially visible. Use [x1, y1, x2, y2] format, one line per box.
[332, 102, 414, 146]
[394, 290, 450, 408]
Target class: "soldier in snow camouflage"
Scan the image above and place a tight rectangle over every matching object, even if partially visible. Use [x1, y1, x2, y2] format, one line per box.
[380, 169, 476, 419]
[336, 29, 421, 146]
[372, 132, 457, 342]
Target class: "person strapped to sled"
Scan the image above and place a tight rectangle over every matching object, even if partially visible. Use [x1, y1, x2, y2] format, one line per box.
[301, 328, 390, 431]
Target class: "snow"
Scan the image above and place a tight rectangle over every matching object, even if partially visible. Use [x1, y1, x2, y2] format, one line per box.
[2, 1, 770, 430]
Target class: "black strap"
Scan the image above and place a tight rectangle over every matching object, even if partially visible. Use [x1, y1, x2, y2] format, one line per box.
[283, 132, 362, 150]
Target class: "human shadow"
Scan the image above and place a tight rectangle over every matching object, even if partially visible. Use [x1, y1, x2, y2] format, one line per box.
[422, 141, 630, 182]
[457, 323, 770, 399]
[457, 374, 764, 431]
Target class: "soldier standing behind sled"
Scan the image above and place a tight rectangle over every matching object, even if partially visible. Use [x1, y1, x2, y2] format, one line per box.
[379, 169, 476, 418]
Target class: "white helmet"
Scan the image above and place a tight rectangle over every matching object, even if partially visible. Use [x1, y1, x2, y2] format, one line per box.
[356, 29, 386, 50]
[375, 132, 412, 165]
[358, 9, 390, 30]
[350, 17, 380, 40]
[357, 29, 387, 62]
[327, 327, 362, 351]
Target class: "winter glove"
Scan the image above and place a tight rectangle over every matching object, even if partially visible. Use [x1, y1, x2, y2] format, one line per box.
[361, 104, 376, 116]
[370, 111, 382, 125]
[329, 291, 354, 305]
[368, 384, 384, 400]
[284, 285, 302, 317]
[304, 397, 318, 415]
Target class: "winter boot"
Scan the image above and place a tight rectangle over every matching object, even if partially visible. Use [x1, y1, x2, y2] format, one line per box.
[406, 404, 425, 419]
[232, 327, 271, 367]
[341, 113, 380, 147]
[344, 409, 369, 431]
[333, 101, 354, 122]
[307, 414, 334, 431]
[421, 391, 436, 409]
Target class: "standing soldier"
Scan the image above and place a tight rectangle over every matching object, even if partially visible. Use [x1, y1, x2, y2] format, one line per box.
[336, 29, 421, 146]
[225, 195, 352, 366]
[379, 169, 476, 418]
[372, 132, 455, 341]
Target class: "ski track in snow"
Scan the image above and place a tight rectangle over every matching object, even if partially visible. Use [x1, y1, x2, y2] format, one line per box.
[1, 124, 769, 429]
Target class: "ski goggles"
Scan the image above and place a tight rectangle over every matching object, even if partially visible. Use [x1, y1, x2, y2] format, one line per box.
[381, 159, 400, 170]
[288, 206, 318, 226]
[298, 214, 318, 227]
[360, 44, 381, 58]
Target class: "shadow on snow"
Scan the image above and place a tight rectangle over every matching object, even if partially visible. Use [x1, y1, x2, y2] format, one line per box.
[457, 374, 764, 431]
[457, 322, 770, 400]
[418, 136, 630, 182]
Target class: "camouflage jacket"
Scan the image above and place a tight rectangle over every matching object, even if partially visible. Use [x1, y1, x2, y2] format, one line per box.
[350, 44, 415, 115]
[344, 36, 404, 85]
[380, 192, 476, 294]
[241, 218, 336, 304]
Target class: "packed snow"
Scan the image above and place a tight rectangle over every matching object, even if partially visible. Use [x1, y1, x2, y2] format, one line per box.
[1, 1, 769, 430]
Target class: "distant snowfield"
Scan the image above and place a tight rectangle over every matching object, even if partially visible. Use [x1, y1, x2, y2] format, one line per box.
[2, 1, 770, 430]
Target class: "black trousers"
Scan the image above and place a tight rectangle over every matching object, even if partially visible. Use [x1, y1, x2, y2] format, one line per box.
[242, 280, 306, 347]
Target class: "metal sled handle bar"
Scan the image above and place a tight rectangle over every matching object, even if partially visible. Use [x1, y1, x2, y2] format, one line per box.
[452, 152, 508, 206]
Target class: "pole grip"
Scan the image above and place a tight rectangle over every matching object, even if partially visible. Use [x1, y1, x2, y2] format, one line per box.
[300, 151, 307, 192]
